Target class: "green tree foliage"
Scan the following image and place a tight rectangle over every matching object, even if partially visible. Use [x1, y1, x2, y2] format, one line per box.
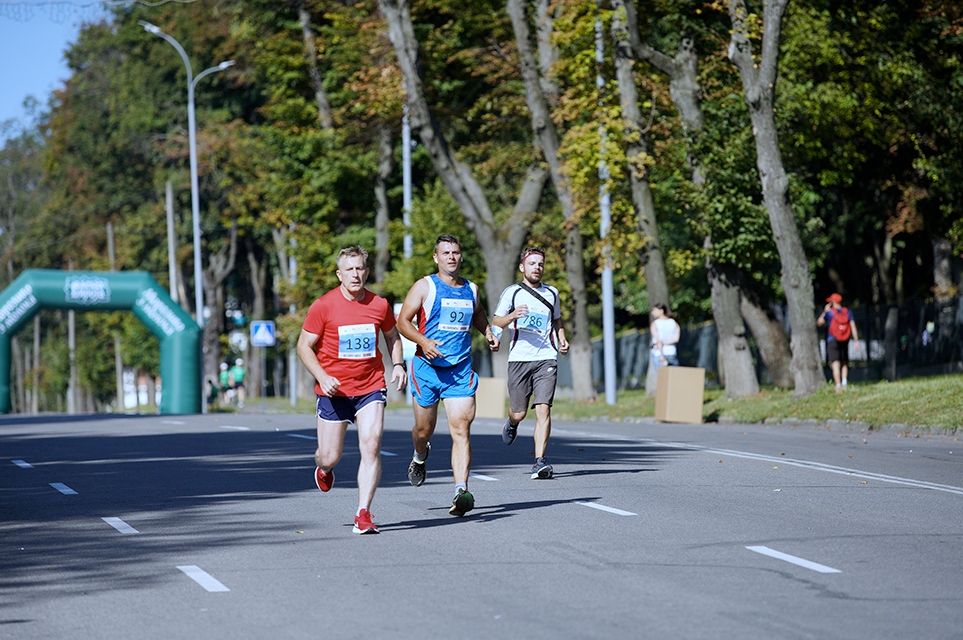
[3, 0, 962, 411]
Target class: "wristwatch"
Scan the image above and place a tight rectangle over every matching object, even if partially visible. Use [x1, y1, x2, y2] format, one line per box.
[392, 362, 407, 371]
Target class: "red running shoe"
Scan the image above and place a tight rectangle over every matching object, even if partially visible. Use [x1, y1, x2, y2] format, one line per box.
[353, 508, 379, 534]
[315, 467, 334, 492]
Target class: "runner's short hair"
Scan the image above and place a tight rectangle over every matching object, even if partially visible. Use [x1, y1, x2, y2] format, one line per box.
[435, 234, 461, 251]
[336, 245, 369, 269]
[520, 246, 545, 264]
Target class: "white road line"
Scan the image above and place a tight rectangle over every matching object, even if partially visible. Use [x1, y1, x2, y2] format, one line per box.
[469, 472, 499, 482]
[380, 450, 398, 456]
[287, 434, 315, 440]
[177, 566, 230, 592]
[50, 483, 78, 495]
[572, 500, 637, 516]
[746, 545, 841, 574]
[162, 420, 185, 425]
[552, 427, 963, 496]
[220, 426, 249, 431]
[102, 517, 140, 534]
[11, 459, 33, 468]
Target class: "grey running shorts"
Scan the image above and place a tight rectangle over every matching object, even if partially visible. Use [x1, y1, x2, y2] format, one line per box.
[507, 359, 559, 413]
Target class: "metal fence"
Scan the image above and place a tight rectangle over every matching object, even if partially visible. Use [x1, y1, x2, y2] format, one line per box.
[476, 295, 963, 390]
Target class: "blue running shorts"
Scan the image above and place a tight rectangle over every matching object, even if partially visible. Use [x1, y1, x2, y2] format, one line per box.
[410, 357, 478, 407]
[315, 389, 387, 423]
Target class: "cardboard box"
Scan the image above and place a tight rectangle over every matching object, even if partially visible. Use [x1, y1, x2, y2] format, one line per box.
[655, 366, 705, 424]
[475, 377, 507, 419]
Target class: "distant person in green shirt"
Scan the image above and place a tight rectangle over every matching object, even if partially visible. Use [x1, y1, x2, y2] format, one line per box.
[229, 358, 246, 408]
[219, 362, 231, 406]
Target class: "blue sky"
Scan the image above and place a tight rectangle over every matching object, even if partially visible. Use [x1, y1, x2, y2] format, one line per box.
[0, 2, 110, 140]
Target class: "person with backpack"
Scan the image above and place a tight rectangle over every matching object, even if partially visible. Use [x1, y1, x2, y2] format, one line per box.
[493, 246, 569, 480]
[817, 293, 860, 392]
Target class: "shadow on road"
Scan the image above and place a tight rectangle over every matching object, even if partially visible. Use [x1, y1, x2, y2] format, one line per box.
[0, 414, 681, 608]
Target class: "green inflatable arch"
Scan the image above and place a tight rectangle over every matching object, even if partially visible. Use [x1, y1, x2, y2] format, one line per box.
[0, 269, 200, 414]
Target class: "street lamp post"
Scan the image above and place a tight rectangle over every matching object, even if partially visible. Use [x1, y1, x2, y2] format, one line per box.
[140, 20, 234, 412]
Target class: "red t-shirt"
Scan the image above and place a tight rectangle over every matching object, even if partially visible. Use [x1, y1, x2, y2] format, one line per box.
[301, 288, 396, 397]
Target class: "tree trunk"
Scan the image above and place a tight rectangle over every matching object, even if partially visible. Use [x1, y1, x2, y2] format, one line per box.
[610, 2, 669, 309]
[202, 225, 238, 382]
[12, 336, 24, 413]
[246, 236, 268, 398]
[32, 315, 40, 414]
[932, 237, 956, 358]
[618, 0, 762, 396]
[297, 0, 334, 130]
[874, 235, 899, 381]
[507, 0, 596, 400]
[380, 0, 549, 383]
[374, 124, 393, 287]
[707, 244, 759, 396]
[726, 0, 823, 398]
[738, 289, 794, 388]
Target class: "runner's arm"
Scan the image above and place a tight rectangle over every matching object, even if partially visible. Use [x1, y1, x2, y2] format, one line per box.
[296, 328, 340, 395]
[396, 278, 445, 359]
[472, 303, 499, 352]
[383, 325, 408, 391]
[553, 318, 569, 355]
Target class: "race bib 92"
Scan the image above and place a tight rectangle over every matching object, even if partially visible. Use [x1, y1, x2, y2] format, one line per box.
[338, 324, 376, 359]
[439, 298, 472, 332]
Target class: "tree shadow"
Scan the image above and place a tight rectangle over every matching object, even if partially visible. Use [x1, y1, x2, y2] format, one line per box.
[0, 414, 684, 608]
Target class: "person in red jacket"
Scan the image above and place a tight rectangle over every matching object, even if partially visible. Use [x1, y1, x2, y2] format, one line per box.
[297, 246, 407, 534]
[817, 293, 860, 392]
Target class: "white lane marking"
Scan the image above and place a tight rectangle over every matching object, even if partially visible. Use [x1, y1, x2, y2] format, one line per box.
[12, 459, 33, 468]
[380, 450, 398, 457]
[747, 546, 841, 574]
[572, 500, 637, 516]
[162, 420, 185, 425]
[553, 428, 963, 496]
[177, 566, 230, 592]
[287, 434, 315, 440]
[220, 426, 249, 431]
[102, 517, 140, 534]
[50, 483, 78, 495]
[469, 472, 499, 482]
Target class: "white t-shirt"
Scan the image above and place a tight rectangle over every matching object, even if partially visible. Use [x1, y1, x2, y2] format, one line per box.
[494, 283, 562, 362]
[651, 317, 679, 356]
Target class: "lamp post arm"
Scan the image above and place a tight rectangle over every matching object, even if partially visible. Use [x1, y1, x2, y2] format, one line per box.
[138, 21, 194, 84]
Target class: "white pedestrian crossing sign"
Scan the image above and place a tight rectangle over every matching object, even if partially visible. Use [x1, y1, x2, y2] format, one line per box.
[251, 320, 276, 347]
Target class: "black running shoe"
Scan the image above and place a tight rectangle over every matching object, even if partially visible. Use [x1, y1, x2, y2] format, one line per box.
[531, 458, 554, 479]
[501, 419, 517, 445]
[449, 487, 475, 517]
[407, 441, 430, 487]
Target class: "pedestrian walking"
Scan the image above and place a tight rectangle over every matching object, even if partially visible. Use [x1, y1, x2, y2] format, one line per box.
[817, 292, 860, 392]
[229, 358, 246, 408]
[650, 303, 680, 376]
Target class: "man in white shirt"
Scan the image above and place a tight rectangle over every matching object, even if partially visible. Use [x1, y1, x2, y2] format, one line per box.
[493, 247, 569, 479]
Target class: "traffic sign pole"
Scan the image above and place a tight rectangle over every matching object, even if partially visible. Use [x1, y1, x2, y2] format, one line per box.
[250, 321, 276, 411]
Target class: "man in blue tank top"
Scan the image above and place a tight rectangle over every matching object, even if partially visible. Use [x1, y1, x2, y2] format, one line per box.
[396, 234, 500, 517]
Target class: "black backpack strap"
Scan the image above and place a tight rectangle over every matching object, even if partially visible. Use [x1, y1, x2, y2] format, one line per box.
[518, 283, 555, 315]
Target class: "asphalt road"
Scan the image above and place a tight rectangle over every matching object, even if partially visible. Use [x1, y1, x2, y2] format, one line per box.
[2, 409, 961, 639]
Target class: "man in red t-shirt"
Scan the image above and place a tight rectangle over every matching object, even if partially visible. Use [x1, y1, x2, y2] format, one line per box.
[296, 246, 407, 534]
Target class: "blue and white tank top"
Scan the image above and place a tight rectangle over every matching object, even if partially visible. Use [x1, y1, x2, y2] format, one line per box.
[416, 274, 478, 367]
